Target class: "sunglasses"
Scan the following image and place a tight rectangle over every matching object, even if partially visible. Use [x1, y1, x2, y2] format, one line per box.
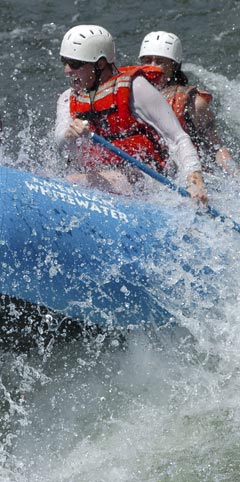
[61, 57, 87, 69]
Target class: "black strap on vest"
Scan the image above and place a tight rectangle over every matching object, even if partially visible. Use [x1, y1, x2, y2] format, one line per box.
[76, 107, 117, 122]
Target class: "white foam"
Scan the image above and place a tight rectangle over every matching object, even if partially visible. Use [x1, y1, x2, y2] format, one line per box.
[185, 62, 240, 135]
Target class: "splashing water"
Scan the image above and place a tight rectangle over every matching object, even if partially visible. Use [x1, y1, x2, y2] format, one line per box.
[1, 3, 240, 480]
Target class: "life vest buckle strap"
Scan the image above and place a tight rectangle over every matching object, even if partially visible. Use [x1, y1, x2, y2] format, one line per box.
[76, 106, 117, 122]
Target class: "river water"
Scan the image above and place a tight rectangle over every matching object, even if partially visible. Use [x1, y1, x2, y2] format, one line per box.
[1, 0, 240, 481]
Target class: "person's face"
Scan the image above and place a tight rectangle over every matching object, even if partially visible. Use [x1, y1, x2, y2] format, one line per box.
[141, 55, 176, 78]
[61, 57, 96, 92]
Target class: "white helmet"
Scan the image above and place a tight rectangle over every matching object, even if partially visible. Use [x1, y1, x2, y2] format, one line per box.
[60, 25, 115, 63]
[139, 31, 183, 64]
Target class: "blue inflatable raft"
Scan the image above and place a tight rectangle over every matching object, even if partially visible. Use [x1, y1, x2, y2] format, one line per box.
[0, 165, 220, 346]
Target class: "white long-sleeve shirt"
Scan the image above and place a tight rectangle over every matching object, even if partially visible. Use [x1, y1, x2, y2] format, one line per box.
[55, 75, 201, 179]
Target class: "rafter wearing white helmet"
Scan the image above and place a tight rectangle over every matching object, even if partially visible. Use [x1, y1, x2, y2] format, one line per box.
[139, 31, 182, 64]
[138, 30, 235, 176]
[60, 24, 115, 63]
[55, 25, 208, 203]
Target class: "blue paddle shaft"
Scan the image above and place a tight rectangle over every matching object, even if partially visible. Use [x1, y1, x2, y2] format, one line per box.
[90, 132, 240, 234]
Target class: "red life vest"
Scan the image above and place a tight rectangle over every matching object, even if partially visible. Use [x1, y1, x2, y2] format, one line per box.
[139, 66, 212, 142]
[70, 66, 168, 171]
[160, 85, 212, 151]
[118, 65, 167, 88]
[154, 82, 211, 133]
[159, 85, 198, 135]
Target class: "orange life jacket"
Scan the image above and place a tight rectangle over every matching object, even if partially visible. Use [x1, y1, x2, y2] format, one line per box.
[160, 85, 198, 135]
[70, 66, 168, 171]
[159, 84, 212, 138]
[161, 85, 213, 155]
[139, 66, 212, 141]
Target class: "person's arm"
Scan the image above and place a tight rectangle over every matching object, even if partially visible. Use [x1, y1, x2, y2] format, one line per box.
[55, 89, 76, 149]
[131, 76, 207, 203]
[193, 94, 237, 175]
[55, 89, 91, 151]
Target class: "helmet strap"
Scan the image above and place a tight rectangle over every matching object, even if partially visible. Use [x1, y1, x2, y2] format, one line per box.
[89, 59, 116, 91]
[87, 61, 102, 91]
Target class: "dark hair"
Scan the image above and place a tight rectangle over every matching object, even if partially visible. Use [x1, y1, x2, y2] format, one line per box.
[168, 62, 188, 86]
